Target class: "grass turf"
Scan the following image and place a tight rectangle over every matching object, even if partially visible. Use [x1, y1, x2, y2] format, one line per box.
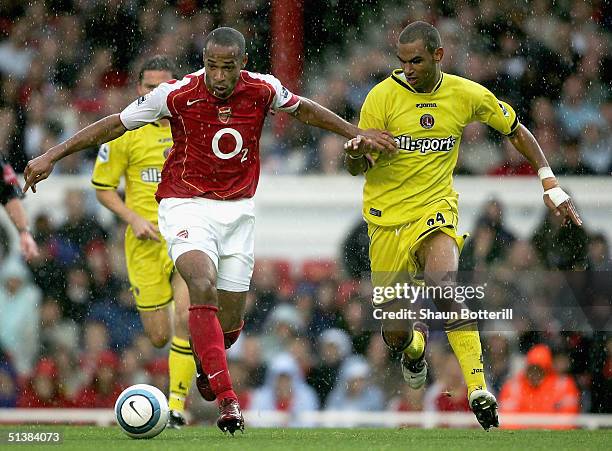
[0, 426, 610, 451]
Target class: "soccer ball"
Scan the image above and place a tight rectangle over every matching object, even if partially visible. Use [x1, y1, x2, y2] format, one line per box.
[114, 384, 170, 439]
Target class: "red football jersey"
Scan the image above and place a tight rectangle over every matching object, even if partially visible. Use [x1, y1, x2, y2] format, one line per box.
[119, 69, 300, 201]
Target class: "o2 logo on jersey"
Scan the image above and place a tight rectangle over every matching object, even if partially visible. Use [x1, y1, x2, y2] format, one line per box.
[420, 114, 435, 129]
[212, 128, 248, 162]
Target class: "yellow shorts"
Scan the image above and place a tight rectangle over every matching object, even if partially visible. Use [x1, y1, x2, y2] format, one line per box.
[125, 227, 174, 311]
[368, 197, 467, 305]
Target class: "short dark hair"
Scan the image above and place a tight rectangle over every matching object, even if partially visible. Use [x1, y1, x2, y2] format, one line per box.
[398, 21, 442, 54]
[138, 55, 177, 83]
[203, 27, 246, 57]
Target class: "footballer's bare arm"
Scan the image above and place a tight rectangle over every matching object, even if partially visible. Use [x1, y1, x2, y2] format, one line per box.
[290, 97, 397, 153]
[24, 114, 127, 192]
[507, 124, 549, 173]
[508, 123, 582, 226]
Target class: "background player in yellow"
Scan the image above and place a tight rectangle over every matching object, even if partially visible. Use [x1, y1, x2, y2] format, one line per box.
[344, 21, 582, 431]
[91, 56, 194, 428]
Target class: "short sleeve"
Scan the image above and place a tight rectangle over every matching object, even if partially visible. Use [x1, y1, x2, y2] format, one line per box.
[246, 72, 301, 113]
[473, 88, 519, 136]
[91, 135, 129, 190]
[119, 83, 174, 130]
[357, 88, 387, 165]
[358, 89, 386, 131]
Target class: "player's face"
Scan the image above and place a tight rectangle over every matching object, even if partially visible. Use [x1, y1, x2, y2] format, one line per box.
[204, 43, 247, 99]
[138, 70, 174, 96]
[396, 39, 443, 93]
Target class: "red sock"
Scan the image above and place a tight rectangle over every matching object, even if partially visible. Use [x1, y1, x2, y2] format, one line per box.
[224, 320, 244, 349]
[188, 305, 236, 401]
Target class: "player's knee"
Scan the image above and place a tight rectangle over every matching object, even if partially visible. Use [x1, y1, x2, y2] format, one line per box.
[381, 329, 413, 353]
[147, 329, 171, 348]
[186, 276, 217, 305]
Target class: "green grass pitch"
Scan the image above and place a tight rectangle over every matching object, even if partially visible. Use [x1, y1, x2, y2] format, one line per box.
[0, 426, 610, 450]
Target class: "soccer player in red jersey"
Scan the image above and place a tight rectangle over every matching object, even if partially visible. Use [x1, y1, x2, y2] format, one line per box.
[24, 27, 397, 434]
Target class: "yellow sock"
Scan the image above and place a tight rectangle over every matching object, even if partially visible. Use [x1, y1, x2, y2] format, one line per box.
[446, 324, 487, 396]
[403, 329, 425, 360]
[168, 336, 196, 413]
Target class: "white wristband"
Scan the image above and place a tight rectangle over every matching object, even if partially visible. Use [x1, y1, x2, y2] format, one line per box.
[538, 167, 555, 180]
[544, 186, 570, 207]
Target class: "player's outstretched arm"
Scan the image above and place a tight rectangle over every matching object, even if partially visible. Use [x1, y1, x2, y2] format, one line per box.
[290, 97, 397, 153]
[23, 114, 127, 193]
[95, 190, 160, 242]
[508, 123, 582, 226]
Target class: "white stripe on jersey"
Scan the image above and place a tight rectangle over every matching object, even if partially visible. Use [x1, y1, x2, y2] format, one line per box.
[244, 71, 301, 112]
[119, 69, 206, 131]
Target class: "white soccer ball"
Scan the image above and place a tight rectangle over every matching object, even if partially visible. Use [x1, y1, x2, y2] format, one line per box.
[114, 384, 170, 439]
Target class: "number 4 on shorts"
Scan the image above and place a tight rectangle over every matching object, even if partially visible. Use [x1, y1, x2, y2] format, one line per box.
[427, 212, 446, 227]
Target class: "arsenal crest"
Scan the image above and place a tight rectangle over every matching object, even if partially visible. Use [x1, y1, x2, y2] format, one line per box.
[218, 106, 232, 124]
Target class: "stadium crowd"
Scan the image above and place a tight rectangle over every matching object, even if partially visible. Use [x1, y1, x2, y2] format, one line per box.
[0, 0, 610, 175]
[0, 191, 610, 422]
[0, 0, 611, 427]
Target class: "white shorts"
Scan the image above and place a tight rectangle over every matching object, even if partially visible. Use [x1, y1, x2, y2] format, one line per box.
[158, 197, 255, 292]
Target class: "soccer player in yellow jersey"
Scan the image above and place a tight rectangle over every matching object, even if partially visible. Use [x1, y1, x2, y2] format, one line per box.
[91, 56, 194, 428]
[344, 22, 581, 430]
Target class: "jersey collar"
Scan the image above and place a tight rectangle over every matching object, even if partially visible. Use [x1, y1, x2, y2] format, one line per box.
[391, 69, 444, 94]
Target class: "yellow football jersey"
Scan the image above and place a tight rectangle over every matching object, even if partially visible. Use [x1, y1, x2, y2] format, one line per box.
[91, 122, 172, 224]
[359, 70, 519, 227]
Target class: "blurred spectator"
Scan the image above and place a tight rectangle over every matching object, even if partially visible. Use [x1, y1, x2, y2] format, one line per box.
[580, 122, 611, 174]
[587, 233, 612, 271]
[88, 284, 143, 350]
[74, 351, 123, 408]
[145, 357, 169, 403]
[0, 258, 42, 375]
[488, 140, 536, 176]
[307, 328, 352, 406]
[39, 297, 79, 355]
[233, 336, 266, 389]
[118, 347, 149, 388]
[557, 137, 595, 175]
[337, 296, 372, 355]
[0, 18, 34, 79]
[483, 333, 515, 395]
[556, 75, 602, 138]
[55, 190, 107, 266]
[0, 349, 18, 407]
[228, 360, 253, 410]
[309, 280, 341, 337]
[342, 220, 370, 280]
[260, 305, 304, 363]
[326, 357, 384, 412]
[424, 355, 471, 414]
[499, 344, 580, 428]
[250, 354, 319, 427]
[17, 358, 70, 408]
[460, 199, 515, 272]
[531, 208, 589, 270]
[318, 135, 346, 174]
[59, 265, 92, 322]
[78, 321, 112, 390]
